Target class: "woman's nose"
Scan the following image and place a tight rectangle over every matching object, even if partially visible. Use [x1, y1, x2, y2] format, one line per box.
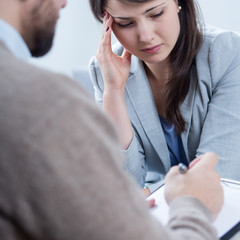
[138, 22, 154, 43]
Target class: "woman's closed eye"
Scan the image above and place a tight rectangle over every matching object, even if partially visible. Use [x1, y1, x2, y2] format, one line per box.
[114, 8, 164, 28]
[116, 21, 133, 28]
[151, 10, 164, 18]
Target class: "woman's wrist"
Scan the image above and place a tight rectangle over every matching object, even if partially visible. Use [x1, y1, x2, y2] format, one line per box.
[103, 87, 125, 100]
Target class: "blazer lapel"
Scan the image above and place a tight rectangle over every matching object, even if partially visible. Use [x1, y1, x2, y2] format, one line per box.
[126, 56, 170, 171]
[180, 65, 198, 162]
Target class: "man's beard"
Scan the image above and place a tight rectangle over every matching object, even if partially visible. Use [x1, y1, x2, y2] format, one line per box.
[27, 0, 59, 58]
[31, 26, 56, 57]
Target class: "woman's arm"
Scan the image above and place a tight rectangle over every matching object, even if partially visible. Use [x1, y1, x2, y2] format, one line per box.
[196, 31, 240, 180]
[93, 12, 133, 149]
[89, 57, 148, 188]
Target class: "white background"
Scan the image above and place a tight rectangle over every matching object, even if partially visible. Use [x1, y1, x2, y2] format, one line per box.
[31, 0, 240, 76]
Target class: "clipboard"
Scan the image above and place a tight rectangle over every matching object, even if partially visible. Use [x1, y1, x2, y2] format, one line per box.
[218, 179, 240, 240]
[147, 178, 240, 239]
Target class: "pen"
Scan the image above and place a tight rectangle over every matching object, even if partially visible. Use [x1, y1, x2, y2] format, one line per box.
[178, 163, 188, 174]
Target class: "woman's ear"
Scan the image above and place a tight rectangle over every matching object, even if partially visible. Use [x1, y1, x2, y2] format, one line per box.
[174, 0, 181, 13]
[173, 0, 179, 10]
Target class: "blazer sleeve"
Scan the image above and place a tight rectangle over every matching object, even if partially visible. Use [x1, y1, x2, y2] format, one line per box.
[88, 56, 147, 188]
[196, 31, 240, 180]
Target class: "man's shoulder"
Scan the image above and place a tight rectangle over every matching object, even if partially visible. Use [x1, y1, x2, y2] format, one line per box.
[0, 41, 83, 97]
[0, 41, 120, 157]
[0, 41, 95, 121]
[0, 41, 57, 81]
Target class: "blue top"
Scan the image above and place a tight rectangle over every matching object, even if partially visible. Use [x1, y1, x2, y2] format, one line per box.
[159, 116, 188, 167]
[0, 19, 31, 60]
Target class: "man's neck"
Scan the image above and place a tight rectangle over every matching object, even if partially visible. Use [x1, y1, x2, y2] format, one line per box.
[0, 19, 31, 61]
[0, 0, 23, 33]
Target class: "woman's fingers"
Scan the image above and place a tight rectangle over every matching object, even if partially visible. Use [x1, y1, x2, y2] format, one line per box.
[96, 12, 131, 89]
[147, 199, 156, 208]
[101, 11, 107, 37]
[122, 49, 132, 61]
[97, 12, 113, 63]
[102, 15, 113, 56]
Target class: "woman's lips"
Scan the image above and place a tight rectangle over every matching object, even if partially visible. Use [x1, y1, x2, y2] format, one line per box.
[141, 44, 163, 54]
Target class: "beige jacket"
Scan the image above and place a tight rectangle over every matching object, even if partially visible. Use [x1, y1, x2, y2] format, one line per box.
[0, 42, 217, 240]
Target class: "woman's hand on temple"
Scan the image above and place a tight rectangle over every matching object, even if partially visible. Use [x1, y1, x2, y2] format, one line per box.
[96, 12, 132, 92]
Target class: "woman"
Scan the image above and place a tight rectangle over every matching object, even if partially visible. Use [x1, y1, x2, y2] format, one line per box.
[88, 0, 240, 194]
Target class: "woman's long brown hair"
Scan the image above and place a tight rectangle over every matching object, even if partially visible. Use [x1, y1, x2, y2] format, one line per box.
[89, 0, 203, 134]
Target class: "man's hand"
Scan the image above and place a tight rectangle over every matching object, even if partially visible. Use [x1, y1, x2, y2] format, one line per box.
[164, 152, 223, 220]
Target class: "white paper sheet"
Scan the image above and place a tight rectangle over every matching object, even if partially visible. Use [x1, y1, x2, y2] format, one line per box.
[147, 179, 240, 238]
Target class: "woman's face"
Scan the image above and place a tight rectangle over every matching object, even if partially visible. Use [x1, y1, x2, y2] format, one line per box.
[105, 0, 180, 64]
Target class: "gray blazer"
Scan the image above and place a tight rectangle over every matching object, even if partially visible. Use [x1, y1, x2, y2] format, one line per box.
[89, 25, 240, 192]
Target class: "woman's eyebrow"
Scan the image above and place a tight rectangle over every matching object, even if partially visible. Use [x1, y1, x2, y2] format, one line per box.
[112, 3, 165, 20]
[145, 3, 165, 14]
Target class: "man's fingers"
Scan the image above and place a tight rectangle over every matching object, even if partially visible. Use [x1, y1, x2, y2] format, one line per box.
[165, 165, 179, 182]
[189, 155, 203, 168]
[191, 152, 219, 170]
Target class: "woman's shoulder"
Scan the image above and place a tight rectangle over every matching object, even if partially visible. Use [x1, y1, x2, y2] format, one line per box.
[197, 24, 240, 70]
[201, 24, 240, 54]
[196, 25, 240, 87]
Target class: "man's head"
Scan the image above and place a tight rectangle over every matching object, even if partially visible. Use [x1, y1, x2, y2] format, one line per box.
[0, 0, 67, 57]
[23, 0, 67, 57]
